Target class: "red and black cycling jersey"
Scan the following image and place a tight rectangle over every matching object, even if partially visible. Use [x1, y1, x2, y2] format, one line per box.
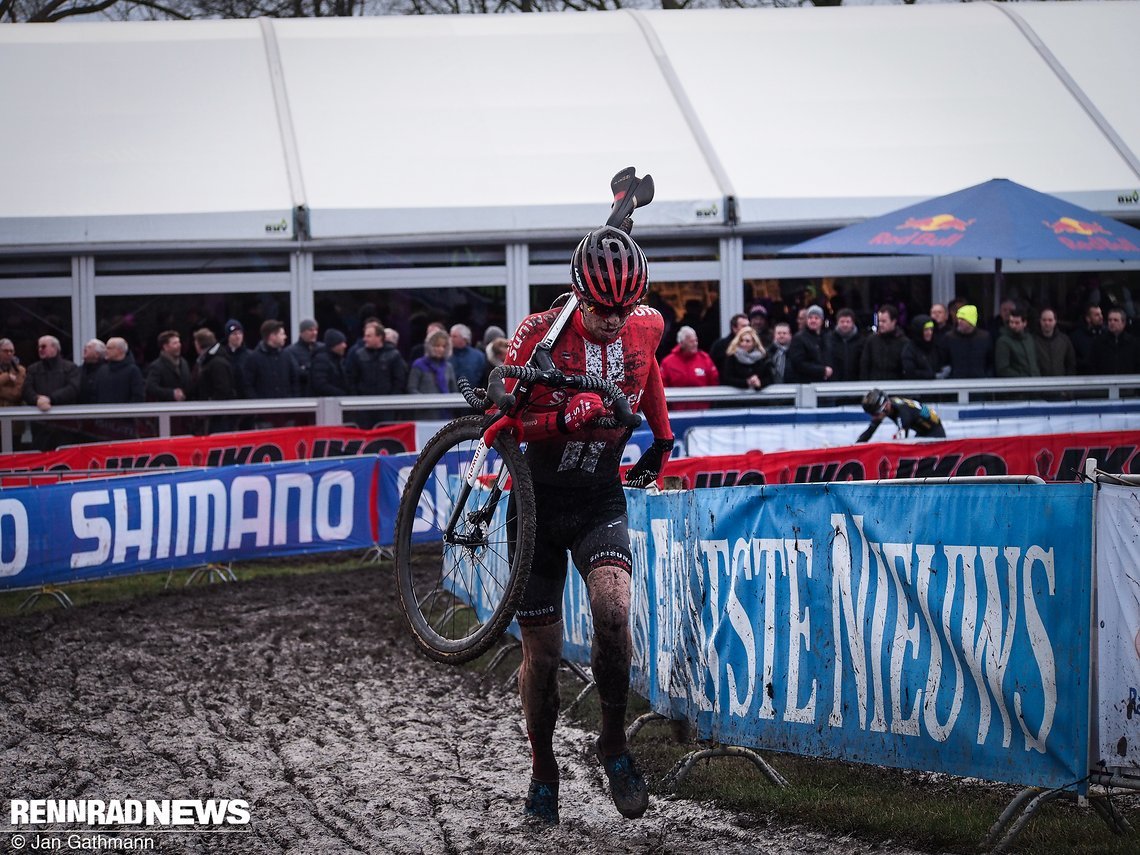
[504, 305, 671, 488]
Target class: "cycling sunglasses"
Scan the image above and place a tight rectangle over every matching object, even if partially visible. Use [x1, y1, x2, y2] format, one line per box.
[582, 301, 638, 320]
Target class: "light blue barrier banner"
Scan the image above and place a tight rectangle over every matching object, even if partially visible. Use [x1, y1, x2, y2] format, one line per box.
[561, 483, 1094, 789]
[0, 457, 378, 590]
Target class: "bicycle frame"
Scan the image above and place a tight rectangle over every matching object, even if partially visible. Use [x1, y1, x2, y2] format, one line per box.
[440, 295, 582, 547]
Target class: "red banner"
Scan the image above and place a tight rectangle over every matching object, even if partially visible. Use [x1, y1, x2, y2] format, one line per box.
[656, 430, 1140, 489]
[0, 423, 416, 481]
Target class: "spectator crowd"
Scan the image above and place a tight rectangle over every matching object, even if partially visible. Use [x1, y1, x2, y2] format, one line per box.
[2, 295, 1138, 449]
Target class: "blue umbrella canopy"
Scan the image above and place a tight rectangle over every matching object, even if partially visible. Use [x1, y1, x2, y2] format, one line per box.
[780, 179, 1140, 262]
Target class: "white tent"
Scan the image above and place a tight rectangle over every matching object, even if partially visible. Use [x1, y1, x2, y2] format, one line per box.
[1, 2, 1138, 249]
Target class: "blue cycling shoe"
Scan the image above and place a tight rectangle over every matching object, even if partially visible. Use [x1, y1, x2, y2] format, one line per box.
[595, 741, 649, 819]
[524, 778, 559, 826]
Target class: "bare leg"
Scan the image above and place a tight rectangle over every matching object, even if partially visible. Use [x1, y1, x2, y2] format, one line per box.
[519, 621, 564, 782]
[586, 564, 632, 757]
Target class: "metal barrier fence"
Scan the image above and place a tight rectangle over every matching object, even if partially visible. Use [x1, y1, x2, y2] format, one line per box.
[2, 373, 1139, 453]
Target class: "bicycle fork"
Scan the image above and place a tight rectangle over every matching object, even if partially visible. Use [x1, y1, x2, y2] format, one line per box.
[442, 422, 512, 548]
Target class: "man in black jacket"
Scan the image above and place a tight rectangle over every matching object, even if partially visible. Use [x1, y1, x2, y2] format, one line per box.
[345, 321, 407, 427]
[245, 319, 299, 400]
[145, 330, 191, 402]
[785, 305, 832, 383]
[942, 304, 993, 379]
[92, 337, 145, 404]
[1071, 303, 1105, 375]
[192, 328, 237, 434]
[859, 305, 907, 381]
[311, 330, 349, 396]
[825, 308, 863, 382]
[1092, 308, 1140, 374]
[286, 318, 320, 395]
[23, 335, 82, 449]
[90, 337, 144, 439]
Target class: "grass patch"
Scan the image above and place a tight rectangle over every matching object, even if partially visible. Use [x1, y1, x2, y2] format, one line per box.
[552, 667, 1138, 855]
[0, 549, 373, 619]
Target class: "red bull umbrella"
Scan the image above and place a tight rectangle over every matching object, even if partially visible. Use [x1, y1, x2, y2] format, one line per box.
[779, 178, 1140, 262]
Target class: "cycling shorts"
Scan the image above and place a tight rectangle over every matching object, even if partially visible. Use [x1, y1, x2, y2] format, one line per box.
[515, 479, 631, 628]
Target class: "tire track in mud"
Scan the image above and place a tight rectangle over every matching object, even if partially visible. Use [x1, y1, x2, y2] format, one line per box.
[0, 566, 937, 855]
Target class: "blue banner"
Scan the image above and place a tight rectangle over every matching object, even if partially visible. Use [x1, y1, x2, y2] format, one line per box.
[556, 484, 1093, 789]
[0, 457, 378, 590]
[624, 483, 1094, 788]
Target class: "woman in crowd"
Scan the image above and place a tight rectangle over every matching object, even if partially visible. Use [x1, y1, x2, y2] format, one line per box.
[407, 329, 458, 420]
[721, 326, 769, 390]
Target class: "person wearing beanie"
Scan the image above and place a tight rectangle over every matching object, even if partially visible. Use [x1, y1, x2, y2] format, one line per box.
[311, 328, 349, 396]
[901, 314, 939, 380]
[786, 304, 832, 383]
[942, 303, 992, 378]
[286, 319, 320, 395]
[224, 319, 252, 397]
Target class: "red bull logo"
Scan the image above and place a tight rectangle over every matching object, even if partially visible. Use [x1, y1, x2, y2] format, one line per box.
[1043, 216, 1140, 253]
[1043, 217, 1111, 236]
[897, 214, 975, 232]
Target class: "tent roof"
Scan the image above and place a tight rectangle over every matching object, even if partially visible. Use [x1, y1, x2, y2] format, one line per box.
[1, 3, 1138, 249]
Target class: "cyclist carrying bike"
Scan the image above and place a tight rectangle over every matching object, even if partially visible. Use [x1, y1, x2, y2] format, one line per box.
[502, 226, 674, 825]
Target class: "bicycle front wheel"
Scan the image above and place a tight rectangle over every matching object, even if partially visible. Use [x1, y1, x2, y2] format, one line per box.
[393, 414, 536, 664]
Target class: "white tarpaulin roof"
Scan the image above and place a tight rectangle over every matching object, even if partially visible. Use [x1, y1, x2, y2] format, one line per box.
[0, 2, 1138, 248]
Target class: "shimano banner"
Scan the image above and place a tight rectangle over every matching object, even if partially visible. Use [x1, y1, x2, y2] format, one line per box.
[0, 457, 378, 590]
[614, 483, 1093, 789]
[1095, 484, 1140, 774]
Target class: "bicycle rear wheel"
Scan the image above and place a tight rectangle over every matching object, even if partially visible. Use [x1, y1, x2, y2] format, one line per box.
[394, 414, 536, 664]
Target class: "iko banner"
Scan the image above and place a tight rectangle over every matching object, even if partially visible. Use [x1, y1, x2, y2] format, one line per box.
[0, 424, 416, 482]
[0, 457, 378, 590]
[1095, 484, 1140, 774]
[592, 483, 1093, 788]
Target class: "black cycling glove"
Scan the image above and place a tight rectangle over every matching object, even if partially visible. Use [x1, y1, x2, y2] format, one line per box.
[625, 437, 675, 489]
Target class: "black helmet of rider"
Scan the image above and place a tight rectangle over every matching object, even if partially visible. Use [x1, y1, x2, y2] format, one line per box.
[862, 389, 889, 416]
[570, 226, 649, 310]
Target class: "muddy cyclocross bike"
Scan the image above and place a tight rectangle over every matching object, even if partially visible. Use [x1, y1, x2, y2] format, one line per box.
[391, 351, 642, 664]
[393, 170, 655, 664]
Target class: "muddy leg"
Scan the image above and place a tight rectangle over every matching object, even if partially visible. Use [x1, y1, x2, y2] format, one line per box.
[587, 564, 632, 757]
[519, 621, 564, 783]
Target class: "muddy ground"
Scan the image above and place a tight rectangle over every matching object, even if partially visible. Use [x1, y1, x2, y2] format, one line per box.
[0, 562, 940, 855]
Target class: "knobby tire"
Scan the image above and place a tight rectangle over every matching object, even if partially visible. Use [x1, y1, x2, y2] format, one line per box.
[394, 415, 536, 664]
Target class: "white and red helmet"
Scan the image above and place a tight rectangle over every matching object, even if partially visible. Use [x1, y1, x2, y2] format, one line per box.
[570, 227, 649, 309]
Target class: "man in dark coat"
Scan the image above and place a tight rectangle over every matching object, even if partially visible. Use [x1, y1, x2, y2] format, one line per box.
[1070, 303, 1105, 375]
[825, 308, 864, 382]
[23, 334, 82, 449]
[311, 330, 349, 396]
[24, 335, 81, 411]
[89, 337, 144, 439]
[859, 305, 907, 381]
[1092, 308, 1140, 374]
[224, 319, 253, 397]
[244, 319, 299, 399]
[145, 330, 191, 402]
[785, 305, 832, 383]
[78, 338, 107, 404]
[942, 304, 993, 379]
[346, 321, 408, 427]
[92, 337, 145, 404]
[1034, 308, 1076, 377]
[192, 328, 237, 433]
[286, 318, 320, 395]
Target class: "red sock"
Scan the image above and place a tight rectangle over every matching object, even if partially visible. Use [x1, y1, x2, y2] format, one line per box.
[527, 729, 559, 782]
